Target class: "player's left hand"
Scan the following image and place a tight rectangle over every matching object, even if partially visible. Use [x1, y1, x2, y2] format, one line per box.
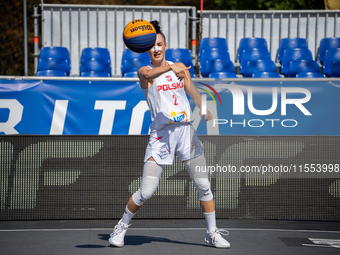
[170, 64, 191, 82]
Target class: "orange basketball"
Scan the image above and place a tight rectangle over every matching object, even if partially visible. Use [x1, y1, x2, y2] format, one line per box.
[123, 19, 157, 53]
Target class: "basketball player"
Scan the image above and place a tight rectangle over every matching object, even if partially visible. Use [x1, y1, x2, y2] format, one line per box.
[109, 20, 230, 249]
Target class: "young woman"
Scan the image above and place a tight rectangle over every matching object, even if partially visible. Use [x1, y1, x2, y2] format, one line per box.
[109, 20, 230, 249]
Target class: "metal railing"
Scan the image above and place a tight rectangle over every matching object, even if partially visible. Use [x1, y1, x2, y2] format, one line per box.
[199, 10, 340, 62]
[37, 4, 197, 76]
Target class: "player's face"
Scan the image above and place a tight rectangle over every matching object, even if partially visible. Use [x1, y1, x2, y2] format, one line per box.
[148, 34, 167, 61]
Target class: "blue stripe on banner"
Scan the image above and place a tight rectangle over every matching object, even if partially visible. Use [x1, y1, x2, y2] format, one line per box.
[0, 79, 340, 135]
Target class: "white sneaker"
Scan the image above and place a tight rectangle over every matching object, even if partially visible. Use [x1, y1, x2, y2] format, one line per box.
[109, 220, 130, 247]
[204, 227, 230, 248]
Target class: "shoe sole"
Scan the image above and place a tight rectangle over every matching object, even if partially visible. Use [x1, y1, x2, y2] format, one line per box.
[109, 239, 124, 247]
[204, 237, 230, 249]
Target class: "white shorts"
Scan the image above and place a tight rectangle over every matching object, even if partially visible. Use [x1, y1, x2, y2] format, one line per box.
[144, 123, 203, 165]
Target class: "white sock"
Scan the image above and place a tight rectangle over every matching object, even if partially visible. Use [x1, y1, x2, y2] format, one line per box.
[204, 211, 216, 232]
[121, 205, 136, 225]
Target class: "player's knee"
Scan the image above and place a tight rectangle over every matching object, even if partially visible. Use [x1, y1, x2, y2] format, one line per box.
[132, 176, 159, 206]
[193, 177, 210, 191]
[192, 177, 213, 201]
[141, 176, 159, 199]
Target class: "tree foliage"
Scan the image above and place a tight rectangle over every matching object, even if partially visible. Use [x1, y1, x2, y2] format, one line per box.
[0, 0, 325, 76]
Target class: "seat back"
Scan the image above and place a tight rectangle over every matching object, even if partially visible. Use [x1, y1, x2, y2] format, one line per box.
[287, 60, 320, 78]
[245, 60, 277, 78]
[277, 38, 308, 63]
[80, 58, 111, 74]
[317, 37, 340, 64]
[281, 48, 313, 76]
[202, 59, 235, 77]
[36, 70, 67, 77]
[237, 37, 268, 62]
[209, 72, 237, 78]
[80, 71, 111, 77]
[331, 59, 340, 77]
[123, 72, 138, 78]
[240, 48, 271, 74]
[200, 48, 230, 76]
[38, 46, 71, 75]
[165, 48, 195, 76]
[81, 48, 111, 62]
[296, 72, 326, 78]
[121, 49, 150, 63]
[252, 72, 281, 78]
[39, 46, 71, 63]
[37, 58, 70, 75]
[198, 37, 228, 60]
[121, 49, 150, 76]
[323, 48, 340, 76]
[121, 58, 151, 75]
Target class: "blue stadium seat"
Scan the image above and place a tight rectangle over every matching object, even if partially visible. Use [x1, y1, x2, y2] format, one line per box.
[39, 46, 71, 65]
[202, 59, 235, 78]
[198, 37, 228, 61]
[331, 60, 340, 77]
[252, 72, 282, 78]
[37, 58, 71, 75]
[121, 58, 151, 76]
[244, 59, 277, 78]
[165, 48, 195, 77]
[36, 70, 67, 76]
[121, 49, 150, 63]
[295, 72, 326, 78]
[281, 48, 313, 76]
[200, 48, 230, 76]
[80, 48, 111, 62]
[80, 71, 111, 77]
[317, 37, 340, 65]
[323, 48, 340, 76]
[121, 49, 150, 76]
[287, 60, 321, 78]
[123, 72, 138, 77]
[277, 38, 308, 63]
[240, 48, 271, 74]
[237, 37, 268, 62]
[80, 58, 111, 75]
[80, 48, 111, 77]
[209, 72, 238, 78]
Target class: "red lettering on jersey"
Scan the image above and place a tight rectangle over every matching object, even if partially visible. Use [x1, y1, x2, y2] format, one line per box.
[158, 81, 184, 92]
[155, 136, 163, 140]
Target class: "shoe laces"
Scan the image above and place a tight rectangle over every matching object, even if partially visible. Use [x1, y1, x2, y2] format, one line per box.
[210, 228, 229, 244]
[110, 222, 130, 237]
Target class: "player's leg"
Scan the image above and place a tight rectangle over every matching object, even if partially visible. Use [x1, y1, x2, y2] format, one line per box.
[109, 157, 164, 247]
[183, 154, 230, 249]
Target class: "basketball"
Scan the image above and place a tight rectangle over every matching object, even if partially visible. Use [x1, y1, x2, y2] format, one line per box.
[123, 19, 157, 53]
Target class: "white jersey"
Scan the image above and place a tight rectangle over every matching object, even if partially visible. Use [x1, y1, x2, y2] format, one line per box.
[142, 61, 192, 132]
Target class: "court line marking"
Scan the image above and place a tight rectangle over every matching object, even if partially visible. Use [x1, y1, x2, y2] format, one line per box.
[0, 228, 340, 234]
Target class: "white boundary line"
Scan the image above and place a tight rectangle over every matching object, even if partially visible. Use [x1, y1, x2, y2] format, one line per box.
[0, 228, 340, 234]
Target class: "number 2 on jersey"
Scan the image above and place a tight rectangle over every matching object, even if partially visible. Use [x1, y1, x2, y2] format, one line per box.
[173, 94, 178, 105]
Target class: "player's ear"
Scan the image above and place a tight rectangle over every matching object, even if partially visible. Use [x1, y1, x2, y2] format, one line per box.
[165, 42, 168, 50]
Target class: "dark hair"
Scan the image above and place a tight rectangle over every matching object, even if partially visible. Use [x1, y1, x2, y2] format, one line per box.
[150, 20, 166, 42]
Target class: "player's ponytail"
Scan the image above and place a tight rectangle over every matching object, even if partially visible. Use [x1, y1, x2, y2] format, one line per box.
[150, 20, 166, 42]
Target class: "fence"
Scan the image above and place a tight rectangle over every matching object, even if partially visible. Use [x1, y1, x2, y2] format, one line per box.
[37, 5, 340, 76]
[199, 10, 340, 63]
[39, 4, 197, 76]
